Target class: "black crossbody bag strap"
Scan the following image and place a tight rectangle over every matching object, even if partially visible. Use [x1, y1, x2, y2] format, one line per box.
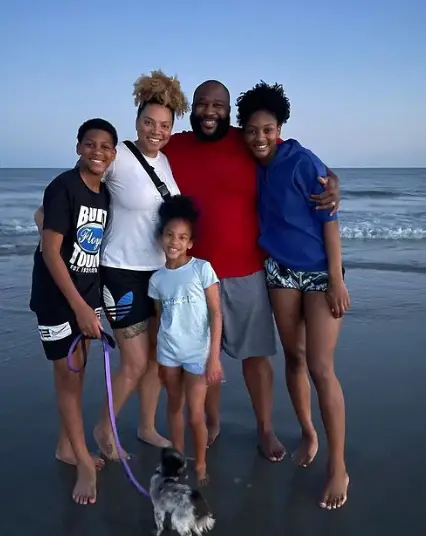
[123, 140, 171, 201]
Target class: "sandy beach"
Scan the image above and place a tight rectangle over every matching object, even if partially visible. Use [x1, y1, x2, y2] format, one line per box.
[0, 253, 425, 536]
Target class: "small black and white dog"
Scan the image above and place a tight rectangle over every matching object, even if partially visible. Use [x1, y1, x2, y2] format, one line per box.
[149, 447, 216, 536]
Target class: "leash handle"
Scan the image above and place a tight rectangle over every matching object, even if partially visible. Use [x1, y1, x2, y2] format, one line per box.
[66, 333, 86, 372]
[66, 331, 116, 372]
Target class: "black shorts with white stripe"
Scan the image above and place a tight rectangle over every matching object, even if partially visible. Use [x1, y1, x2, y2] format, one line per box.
[36, 308, 102, 361]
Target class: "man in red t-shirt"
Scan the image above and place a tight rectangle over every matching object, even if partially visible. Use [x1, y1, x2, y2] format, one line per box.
[161, 80, 339, 462]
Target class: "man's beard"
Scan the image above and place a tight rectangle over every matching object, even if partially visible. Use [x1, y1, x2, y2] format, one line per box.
[190, 113, 231, 142]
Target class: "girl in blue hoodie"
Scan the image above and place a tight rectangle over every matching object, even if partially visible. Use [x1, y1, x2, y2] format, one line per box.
[236, 81, 350, 511]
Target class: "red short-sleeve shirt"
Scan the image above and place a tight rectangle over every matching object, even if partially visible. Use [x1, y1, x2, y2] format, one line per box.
[163, 127, 266, 279]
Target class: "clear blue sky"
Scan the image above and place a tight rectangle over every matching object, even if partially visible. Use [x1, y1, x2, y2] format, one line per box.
[1, 0, 425, 168]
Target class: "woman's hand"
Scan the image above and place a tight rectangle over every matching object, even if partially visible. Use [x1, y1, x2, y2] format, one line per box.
[326, 280, 350, 318]
[311, 174, 340, 215]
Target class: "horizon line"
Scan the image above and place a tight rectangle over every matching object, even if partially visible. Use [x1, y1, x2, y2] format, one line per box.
[1, 166, 425, 171]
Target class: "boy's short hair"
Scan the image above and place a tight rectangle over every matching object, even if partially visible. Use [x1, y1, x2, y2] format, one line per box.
[77, 118, 118, 146]
[157, 195, 199, 238]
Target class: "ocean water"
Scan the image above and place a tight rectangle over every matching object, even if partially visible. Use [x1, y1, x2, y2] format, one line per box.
[1, 167, 425, 272]
[1, 168, 426, 534]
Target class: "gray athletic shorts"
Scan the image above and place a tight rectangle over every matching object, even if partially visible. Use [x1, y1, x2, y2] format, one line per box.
[220, 270, 276, 360]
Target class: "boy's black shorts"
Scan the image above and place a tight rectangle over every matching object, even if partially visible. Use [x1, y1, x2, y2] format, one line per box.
[100, 267, 156, 330]
[36, 308, 102, 361]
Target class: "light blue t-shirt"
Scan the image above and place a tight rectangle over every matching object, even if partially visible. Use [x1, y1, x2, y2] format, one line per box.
[148, 257, 219, 365]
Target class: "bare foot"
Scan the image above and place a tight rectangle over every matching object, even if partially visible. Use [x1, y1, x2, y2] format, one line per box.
[72, 458, 97, 505]
[56, 448, 105, 470]
[258, 430, 286, 462]
[207, 423, 220, 447]
[291, 431, 318, 467]
[319, 468, 349, 510]
[93, 425, 130, 461]
[195, 465, 209, 487]
[137, 427, 171, 448]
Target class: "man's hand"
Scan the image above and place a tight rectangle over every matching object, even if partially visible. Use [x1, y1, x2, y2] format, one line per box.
[310, 171, 340, 216]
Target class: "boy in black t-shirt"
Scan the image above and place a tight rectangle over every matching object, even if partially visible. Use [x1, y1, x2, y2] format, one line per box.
[30, 118, 117, 505]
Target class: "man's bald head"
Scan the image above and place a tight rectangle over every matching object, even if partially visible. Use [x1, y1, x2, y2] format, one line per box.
[193, 80, 230, 104]
[190, 80, 231, 141]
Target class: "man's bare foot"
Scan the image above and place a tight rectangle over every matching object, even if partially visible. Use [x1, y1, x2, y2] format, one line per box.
[258, 430, 286, 462]
[319, 467, 349, 510]
[291, 431, 318, 467]
[72, 458, 97, 505]
[207, 423, 220, 447]
[93, 425, 130, 461]
[195, 465, 209, 487]
[137, 427, 171, 448]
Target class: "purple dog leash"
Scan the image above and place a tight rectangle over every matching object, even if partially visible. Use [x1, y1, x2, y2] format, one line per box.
[67, 331, 150, 498]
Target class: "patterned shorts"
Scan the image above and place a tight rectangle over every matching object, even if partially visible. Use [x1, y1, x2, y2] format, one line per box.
[265, 257, 330, 292]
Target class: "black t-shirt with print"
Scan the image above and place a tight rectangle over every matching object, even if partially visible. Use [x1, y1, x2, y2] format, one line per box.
[30, 168, 110, 318]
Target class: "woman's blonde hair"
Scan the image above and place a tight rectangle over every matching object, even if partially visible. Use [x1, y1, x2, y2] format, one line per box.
[133, 70, 190, 119]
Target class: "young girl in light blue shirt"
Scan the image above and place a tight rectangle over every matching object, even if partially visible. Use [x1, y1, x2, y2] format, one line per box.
[148, 195, 223, 486]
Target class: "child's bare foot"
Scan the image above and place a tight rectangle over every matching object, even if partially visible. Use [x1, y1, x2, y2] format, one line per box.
[195, 465, 209, 487]
[72, 458, 97, 505]
[319, 467, 349, 510]
[137, 427, 171, 448]
[258, 430, 286, 462]
[207, 423, 220, 447]
[94, 425, 130, 461]
[291, 431, 318, 467]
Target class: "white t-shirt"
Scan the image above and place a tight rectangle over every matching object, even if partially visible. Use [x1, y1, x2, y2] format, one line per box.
[100, 142, 180, 271]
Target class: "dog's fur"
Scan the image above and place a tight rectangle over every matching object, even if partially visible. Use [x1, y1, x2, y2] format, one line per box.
[149, 447, 216, 536]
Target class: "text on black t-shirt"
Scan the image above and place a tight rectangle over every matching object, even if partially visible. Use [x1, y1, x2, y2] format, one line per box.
[30, 168, 110, 317]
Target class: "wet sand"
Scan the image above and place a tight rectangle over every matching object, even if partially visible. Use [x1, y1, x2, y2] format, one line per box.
[0, 261, 425, 536]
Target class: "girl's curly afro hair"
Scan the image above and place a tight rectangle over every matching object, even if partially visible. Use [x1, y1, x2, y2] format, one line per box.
[157, 195, 199, 238]
[236, 80, 291, 128]
[133, 69, 190, 119]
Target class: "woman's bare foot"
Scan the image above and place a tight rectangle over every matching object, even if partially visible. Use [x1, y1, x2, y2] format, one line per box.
[258, 430, 286, 462]
[56, 448, 105, 470]
[137, 427, 171, 448]
[72, 458, 97, 505]
[291, 431, 318, 467]
[195, 465, 209, 487]
[207, 423, 220, 447]
[55, 438, 105, 469]
[93, 425, 130, 461]
[319, 467, 349, 510]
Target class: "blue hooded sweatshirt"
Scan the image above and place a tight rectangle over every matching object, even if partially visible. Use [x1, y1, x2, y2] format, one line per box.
[257, 139, 338, 272]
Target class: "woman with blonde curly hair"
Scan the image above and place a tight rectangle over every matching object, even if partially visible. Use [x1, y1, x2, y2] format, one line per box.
[35, 70, 190, 462]
[93, 70, 190, 459]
